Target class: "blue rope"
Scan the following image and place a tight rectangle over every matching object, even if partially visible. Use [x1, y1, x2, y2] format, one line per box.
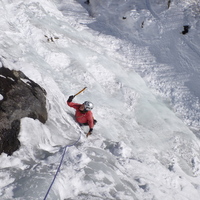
[43, 134, 81, 200]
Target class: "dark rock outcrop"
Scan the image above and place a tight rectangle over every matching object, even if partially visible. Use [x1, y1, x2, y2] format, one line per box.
[182, 25, 190, 35]
[0, 66, 47, 155]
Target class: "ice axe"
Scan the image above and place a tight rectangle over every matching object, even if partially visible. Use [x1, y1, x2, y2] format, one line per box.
[74, 87, 87, 97]
[67, 87, 87, 102]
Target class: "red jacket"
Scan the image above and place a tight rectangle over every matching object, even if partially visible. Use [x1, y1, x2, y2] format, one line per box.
[67, 101, 94, 129]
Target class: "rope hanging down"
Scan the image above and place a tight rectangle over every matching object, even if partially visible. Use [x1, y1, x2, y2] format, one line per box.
[44, 87, 85, 199]
[43, 134, 81, 200]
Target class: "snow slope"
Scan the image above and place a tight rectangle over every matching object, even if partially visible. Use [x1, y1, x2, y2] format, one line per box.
[0, 0, 200, 199]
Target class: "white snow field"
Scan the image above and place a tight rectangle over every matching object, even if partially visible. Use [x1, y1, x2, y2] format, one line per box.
[0, 0, 200, 199]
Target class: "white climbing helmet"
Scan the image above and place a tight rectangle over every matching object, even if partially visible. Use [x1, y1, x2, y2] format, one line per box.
[83, 101, 94, 111]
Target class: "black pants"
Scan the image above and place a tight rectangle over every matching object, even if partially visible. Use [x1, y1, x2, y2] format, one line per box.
[79, 119, 97, 126]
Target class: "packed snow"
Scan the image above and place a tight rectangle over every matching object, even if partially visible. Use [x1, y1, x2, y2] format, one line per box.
[0, 0, 200, 199]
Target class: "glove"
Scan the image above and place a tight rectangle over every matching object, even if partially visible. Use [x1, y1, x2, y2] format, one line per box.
[86, 128, 93, 137]
[86, 132, 92, 137]
[67, 95, 74, 102]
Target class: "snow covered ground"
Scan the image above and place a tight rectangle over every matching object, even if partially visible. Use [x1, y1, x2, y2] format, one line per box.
[0, 0, 200, 199]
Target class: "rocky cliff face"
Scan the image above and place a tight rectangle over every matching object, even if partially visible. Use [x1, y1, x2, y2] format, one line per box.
[0, 66, 47, 155]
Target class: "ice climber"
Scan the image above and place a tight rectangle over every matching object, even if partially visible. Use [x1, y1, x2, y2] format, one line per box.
[67, 95, 96, 137]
